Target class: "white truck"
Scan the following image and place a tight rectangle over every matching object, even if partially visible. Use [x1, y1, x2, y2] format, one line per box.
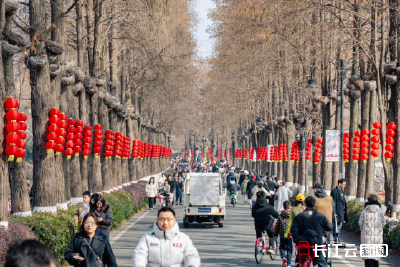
[182, 173, 226, 228]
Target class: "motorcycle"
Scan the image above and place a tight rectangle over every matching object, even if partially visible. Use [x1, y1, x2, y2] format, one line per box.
[230, 193, 237, 207]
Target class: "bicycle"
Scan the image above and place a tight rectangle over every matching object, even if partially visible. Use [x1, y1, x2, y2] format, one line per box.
[254, 228, 279, 264]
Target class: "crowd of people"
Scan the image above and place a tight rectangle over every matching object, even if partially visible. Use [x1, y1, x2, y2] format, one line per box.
[3, 160, 399, 267]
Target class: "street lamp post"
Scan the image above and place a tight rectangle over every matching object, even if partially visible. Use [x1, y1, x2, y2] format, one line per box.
[305, 58, 345, 190]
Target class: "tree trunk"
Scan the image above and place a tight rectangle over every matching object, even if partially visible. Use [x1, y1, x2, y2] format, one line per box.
[109, 111, 119, 189]
[3, 10, 31, 216]
[345, 98, 359, 200]
[30, 0, 58, 212]
[356, 90, 370, 202]
[99, 99, 111, 192]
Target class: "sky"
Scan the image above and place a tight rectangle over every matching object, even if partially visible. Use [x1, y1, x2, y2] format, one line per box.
[194, 0, 216, 58]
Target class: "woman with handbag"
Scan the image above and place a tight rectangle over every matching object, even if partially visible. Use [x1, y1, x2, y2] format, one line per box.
[64, 212, 118, 267]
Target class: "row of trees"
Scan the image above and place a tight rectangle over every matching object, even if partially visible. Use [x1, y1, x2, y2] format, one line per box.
[184, 0, 400, 208]
[0, 0, 196, 227]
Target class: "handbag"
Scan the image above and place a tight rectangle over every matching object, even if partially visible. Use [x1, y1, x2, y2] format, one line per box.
[83, 238, 105, 267]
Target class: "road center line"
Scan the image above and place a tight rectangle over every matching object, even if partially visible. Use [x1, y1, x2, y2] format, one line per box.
[110, 210, 150, 245]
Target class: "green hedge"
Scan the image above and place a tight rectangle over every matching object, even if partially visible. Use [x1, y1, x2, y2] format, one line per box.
[11, 190, 146, 266]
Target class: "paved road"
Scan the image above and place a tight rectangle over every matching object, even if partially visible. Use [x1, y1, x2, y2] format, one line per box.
[110, 194, 394, 266]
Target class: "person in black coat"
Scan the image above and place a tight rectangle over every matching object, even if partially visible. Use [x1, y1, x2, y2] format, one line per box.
[90, 197, 113, 237]
[246, 179, 257, 203]
[291, 196, 332, 267]
[330, 178, 348, 243]
[264, 177, 278, 207]
[64, 212, 117, 267]
[251, 191, 279, 253]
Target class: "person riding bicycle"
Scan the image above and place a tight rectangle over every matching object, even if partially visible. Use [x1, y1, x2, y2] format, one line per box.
[227, 176, 238, 197]
[291, 196, 332, 267]
[252, 191, 279, 255]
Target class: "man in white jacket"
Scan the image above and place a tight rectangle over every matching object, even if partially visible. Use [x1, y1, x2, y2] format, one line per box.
[132, 207, 201, 267]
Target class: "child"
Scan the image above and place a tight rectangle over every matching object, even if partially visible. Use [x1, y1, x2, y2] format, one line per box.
[387, 211, 399, 232]
[275, 200, 293, 267]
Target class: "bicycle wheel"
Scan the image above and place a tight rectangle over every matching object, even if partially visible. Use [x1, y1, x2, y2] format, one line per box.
[269, 238, 279, 260]
[255, 237, 265, 264]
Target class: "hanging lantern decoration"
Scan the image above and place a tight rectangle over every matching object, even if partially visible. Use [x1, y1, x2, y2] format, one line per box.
[46, 108, 61, 154]
[132, 139, 141, 159]
[360, 129, 370, 163]
[385, 123, 397, 162]
[15, 112, 27, 162]
[314, 138, 323, 164]
[65, 119, 76, 159]
[54, 113, 67, 155]
[351, 131, 361, 162]
[93, 124, 103, 158]
[283, 144, 288, 161]
[306, 139, 312, 162]
[82, 124, 92, 159]
[73, 120, 84, 157]
[370, 122, 381, 159]
[342, 133, 350, 162]
[104, 130, 114, 159]
[124, 136, 130, 159]
[290, 142, 297, 162]
[4, 97, 20, 161]
[114, 132, 122, 159]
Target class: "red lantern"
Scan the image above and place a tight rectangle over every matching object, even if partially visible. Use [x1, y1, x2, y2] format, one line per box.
[6, 122, 20, 132]
[5, 144, 18, 161]
[65, 148, 74, 159]
[371, 143, 379, 150]
[387, 129, 396, 138]
[371, 136, 380, 143]
[355, 131, 362, 137]
[6, 109, 19, 121]
[49, 108, 60, 117]
[388, 122, 397, 130]
[373, 122, 382, 129]
[371, 150, 379, 158]
[6, 133, 18, 144]
[362, 129, 370, 136]
[385, 152, 394, 162]
[5, 97, 18, 110]
[385, 125, 396, 162]
[344, 133, 350, 138]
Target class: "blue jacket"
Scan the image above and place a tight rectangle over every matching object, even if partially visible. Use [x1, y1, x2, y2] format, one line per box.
[226, 171, 237, 184]
[331, 186, 348, 223]
[175, 181, 183, 198]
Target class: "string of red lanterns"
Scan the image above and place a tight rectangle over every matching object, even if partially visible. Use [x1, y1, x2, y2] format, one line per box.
[74, 120, 84, 157]
[306, 139, 312, 162]
[360, 129, 370, 163]
[46, 108, 60, 154]
[93, 124, 103, 158]
[55, 113, 67, 156]
[314, 138, 323, 164]
[5, 97, 20, 161]
[104, 130, 114, 159]
[370, 122, 381, 159]
[16, 112, 27, 162]
[65, 119, 76, 159]
[83, 125, 92, 159]
[342, 133, 350, 162]
[385, 123, 396, 162]
[352, 131, 361, 163]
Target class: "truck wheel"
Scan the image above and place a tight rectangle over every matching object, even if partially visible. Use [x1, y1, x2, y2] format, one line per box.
[183, 218, 189, 228]
[218, 222, 224, 228]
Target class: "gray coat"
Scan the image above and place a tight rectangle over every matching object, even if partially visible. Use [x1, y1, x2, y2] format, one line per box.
[359, 202, 385, 261]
